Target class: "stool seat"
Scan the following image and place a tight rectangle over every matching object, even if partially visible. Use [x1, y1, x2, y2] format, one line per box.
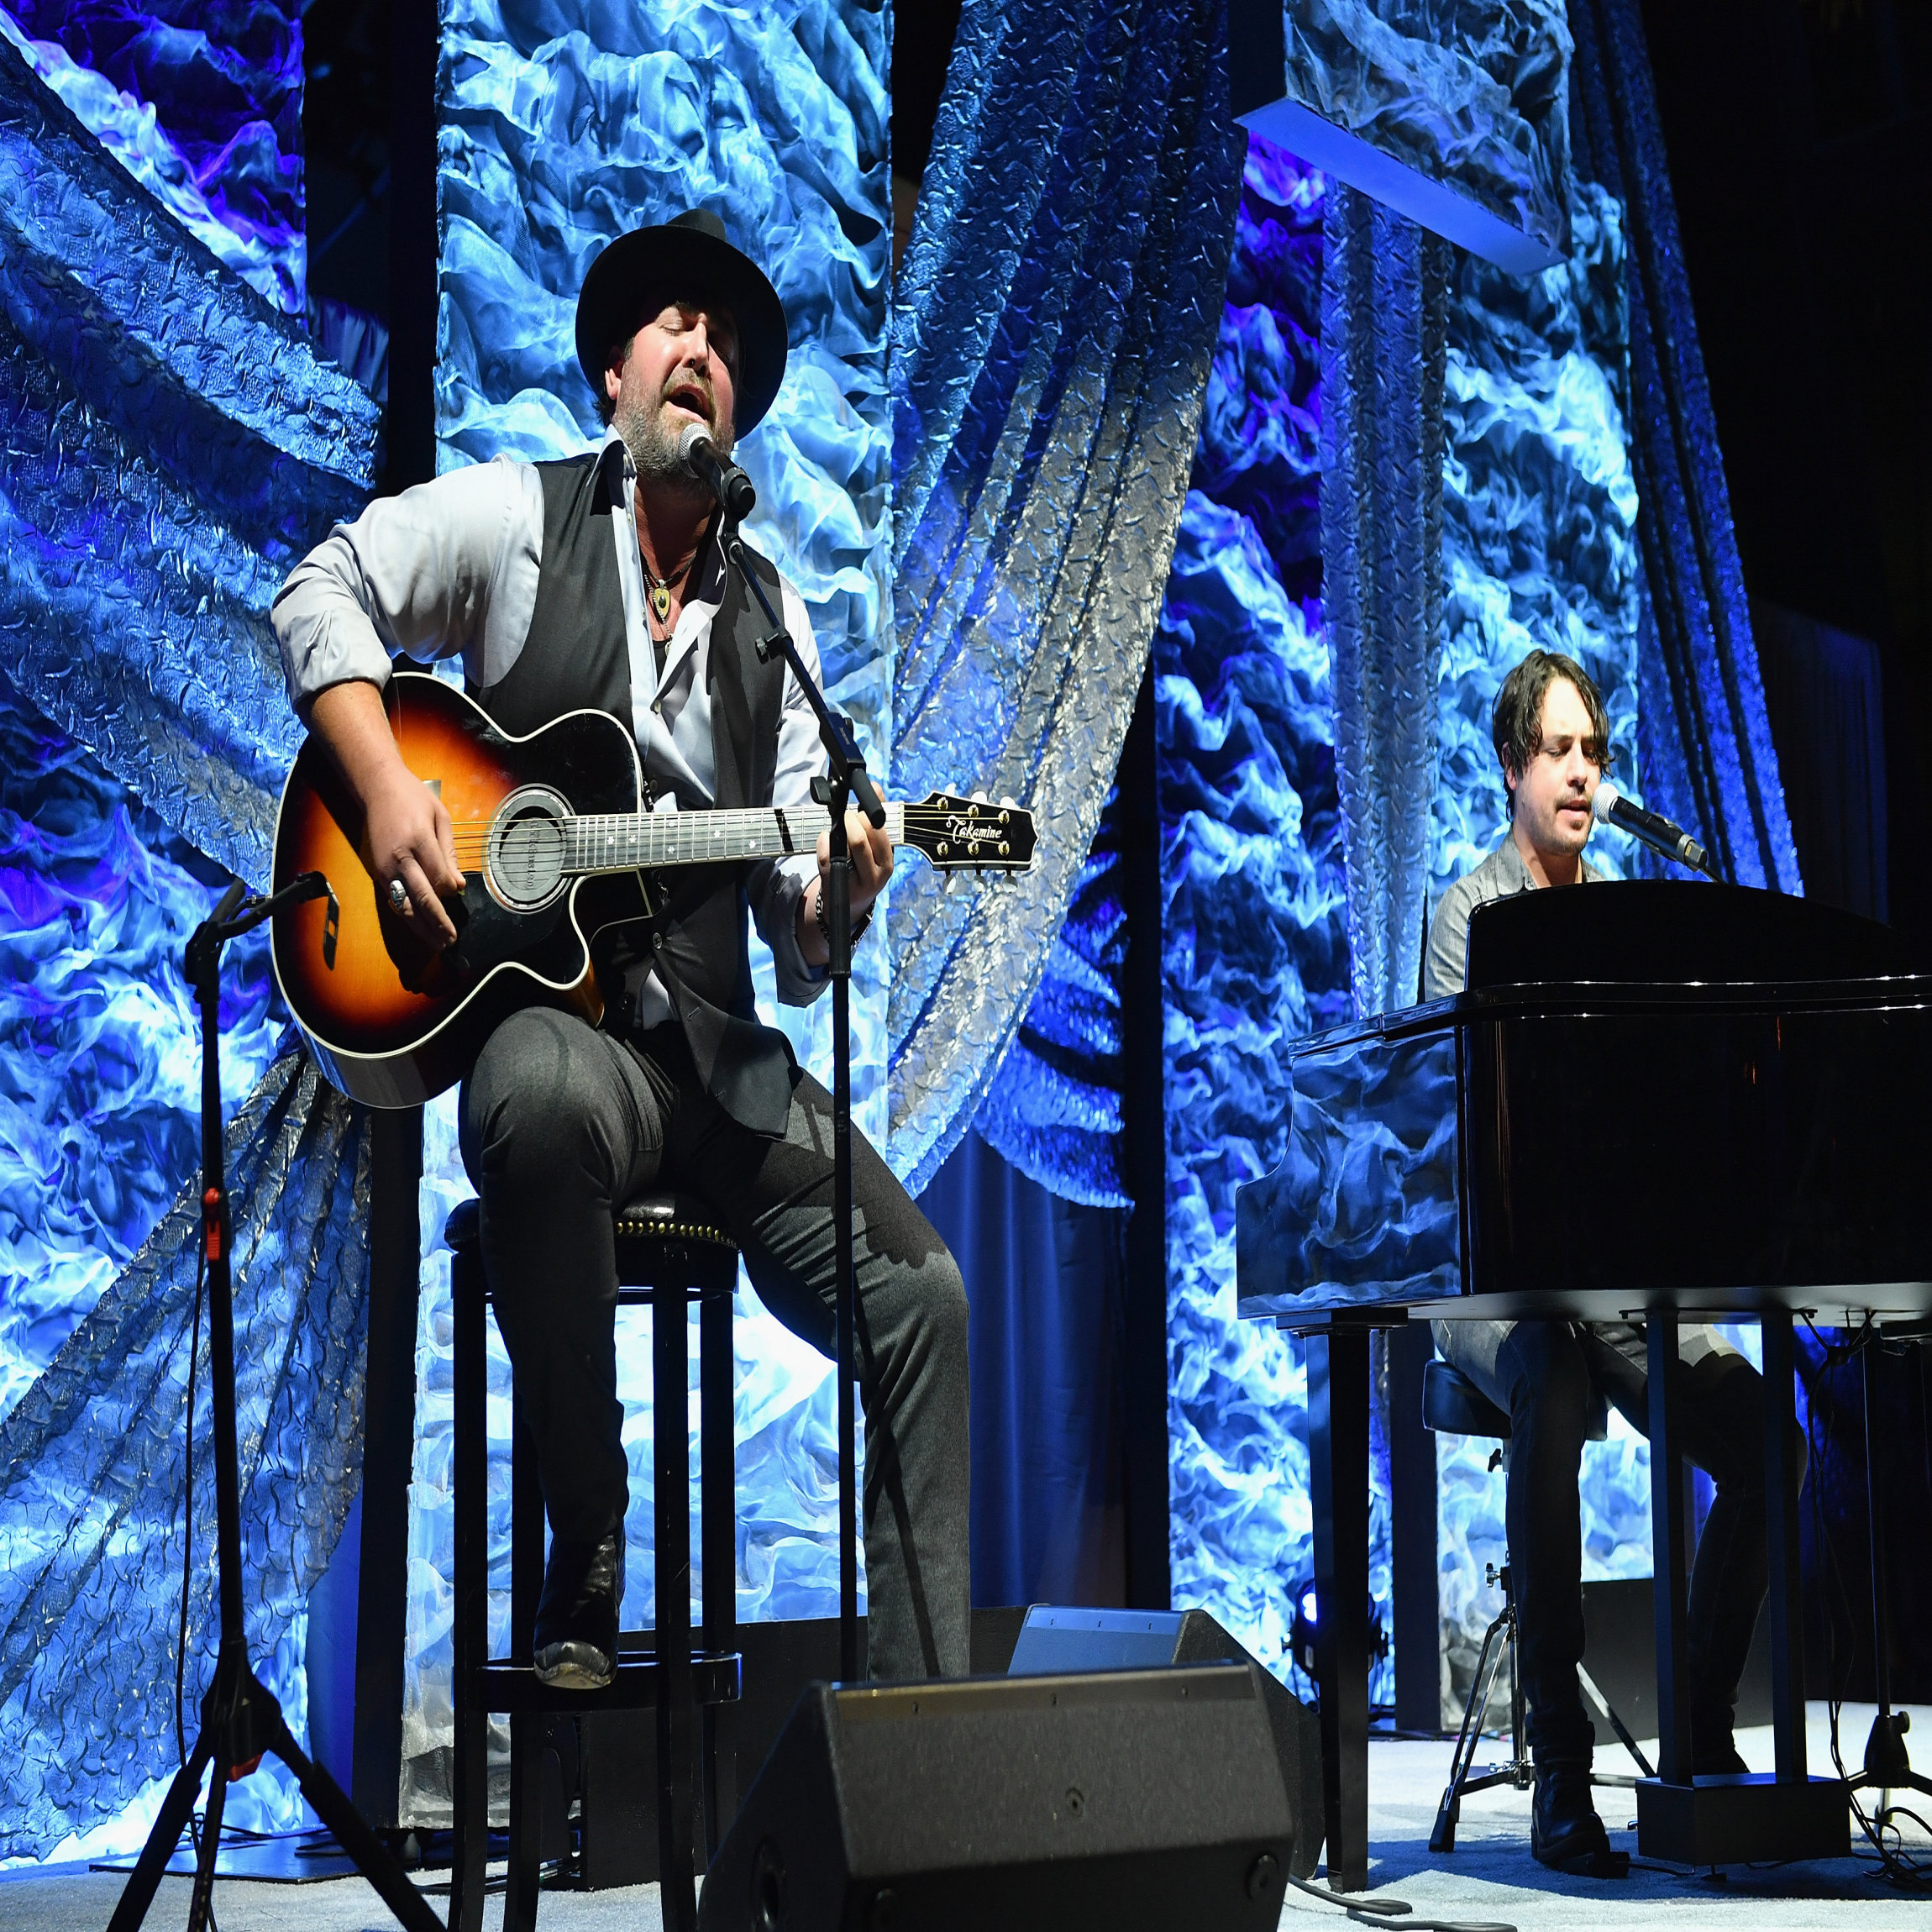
[444, 1189, 735, 1255]
[1421, 1356, 1609, 1441]
[1422, 1359, 1511, 1438]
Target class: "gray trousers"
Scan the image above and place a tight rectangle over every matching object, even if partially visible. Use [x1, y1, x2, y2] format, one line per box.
[459, 1006, 972, 1681]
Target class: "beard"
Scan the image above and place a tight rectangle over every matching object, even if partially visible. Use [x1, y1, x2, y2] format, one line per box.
[613, 380, 732, 499]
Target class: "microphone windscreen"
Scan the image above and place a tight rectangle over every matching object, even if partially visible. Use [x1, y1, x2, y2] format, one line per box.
[1590, 780, 1620, 825]
[676, 422, 712, 470]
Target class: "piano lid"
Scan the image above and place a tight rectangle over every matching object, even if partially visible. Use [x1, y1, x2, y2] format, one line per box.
[1465, 879, 1912, 990]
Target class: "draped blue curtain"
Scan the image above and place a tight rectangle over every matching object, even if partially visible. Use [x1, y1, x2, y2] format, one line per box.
[1320, 185, 1449, 1018]
[916, 1131, 1128, 1609]
[1568, 0, 1801, 892]
[890, 0, 1241, 1200]
[0, 1052, 370, 1859]
[1750, 600, 1887, 922]
[0, 6, 375, 1856]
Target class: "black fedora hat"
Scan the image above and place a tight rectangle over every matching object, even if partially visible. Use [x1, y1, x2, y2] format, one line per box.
[575, 208, 788, 436]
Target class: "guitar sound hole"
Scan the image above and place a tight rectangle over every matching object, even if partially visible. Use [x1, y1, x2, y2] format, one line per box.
[486, 788, 571, 911]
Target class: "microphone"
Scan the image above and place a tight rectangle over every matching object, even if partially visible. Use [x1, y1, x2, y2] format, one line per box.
[677, 423, 757, 521]
[1591, 780, 1713, 876]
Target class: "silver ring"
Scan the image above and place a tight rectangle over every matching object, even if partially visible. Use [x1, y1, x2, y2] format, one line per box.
[388, 879, 409, 911]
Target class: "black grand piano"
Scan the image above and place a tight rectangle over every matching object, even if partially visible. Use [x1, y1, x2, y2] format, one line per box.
[1234, 881, 1932, 1887]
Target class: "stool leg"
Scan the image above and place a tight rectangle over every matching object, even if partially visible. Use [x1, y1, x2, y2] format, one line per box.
[450, 1252, 490, 1932]
[654, 1290, 698, 1930]
[507, 1410, 547, 1930]
[1505, 1570, 1527, 1780]
[700, 1287, 738, 1857]
[1430, 1602, 1509, 1855]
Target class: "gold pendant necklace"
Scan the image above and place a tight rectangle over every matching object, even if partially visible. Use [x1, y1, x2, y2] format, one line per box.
[643, 549, 697, 631]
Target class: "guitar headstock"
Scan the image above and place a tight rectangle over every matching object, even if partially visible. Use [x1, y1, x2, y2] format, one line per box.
[899, 792, 1037, 873]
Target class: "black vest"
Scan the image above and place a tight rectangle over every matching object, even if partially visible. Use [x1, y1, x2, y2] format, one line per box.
[475, 451, 796, 1134]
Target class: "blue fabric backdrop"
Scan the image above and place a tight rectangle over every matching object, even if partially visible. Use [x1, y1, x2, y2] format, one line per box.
[0, 0, 1824, 1861]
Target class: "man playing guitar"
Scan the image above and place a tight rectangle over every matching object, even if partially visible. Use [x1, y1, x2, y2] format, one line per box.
[271, 210, 969, 1689]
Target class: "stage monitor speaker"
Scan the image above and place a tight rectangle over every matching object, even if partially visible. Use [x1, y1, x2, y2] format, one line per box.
[1008, 1604, 1326, 1879]
[697, 1665, 1294, 1932]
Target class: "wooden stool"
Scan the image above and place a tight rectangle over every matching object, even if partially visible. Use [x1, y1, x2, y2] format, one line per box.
[445, 1191, 742, 1932]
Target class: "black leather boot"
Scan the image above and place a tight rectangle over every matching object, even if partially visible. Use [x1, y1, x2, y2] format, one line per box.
[1531, 1758, 1629, 1877]
[533, 1531, 624, 1690]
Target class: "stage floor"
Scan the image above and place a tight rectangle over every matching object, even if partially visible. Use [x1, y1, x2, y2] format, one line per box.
[3, 1704, 1925, 1931]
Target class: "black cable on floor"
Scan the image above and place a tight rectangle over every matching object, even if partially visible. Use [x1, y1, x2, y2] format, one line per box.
[1284, 1870, 1517, 1932]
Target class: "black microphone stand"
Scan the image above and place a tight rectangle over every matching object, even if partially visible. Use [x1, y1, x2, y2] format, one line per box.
[720, 514, 882, 1683]
[108, 874, 442, 1932]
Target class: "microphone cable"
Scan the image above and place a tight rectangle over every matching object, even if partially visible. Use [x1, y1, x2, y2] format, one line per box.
[1284, 1868, 1516, 1932]
[173, 1233, 221, 1929]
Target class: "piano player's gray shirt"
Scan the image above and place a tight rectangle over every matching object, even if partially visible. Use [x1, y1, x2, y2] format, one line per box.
[1422, 832, 1604, 1004]
[1424, 830, 1735, 1395]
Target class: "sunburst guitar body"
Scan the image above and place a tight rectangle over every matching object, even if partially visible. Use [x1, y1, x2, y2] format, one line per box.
[271, 672, 1037, 1108]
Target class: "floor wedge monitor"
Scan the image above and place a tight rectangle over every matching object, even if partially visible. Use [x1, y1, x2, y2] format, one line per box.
[1008, 1603, 1326, 1879]
[698, 1663, 1295, 1932]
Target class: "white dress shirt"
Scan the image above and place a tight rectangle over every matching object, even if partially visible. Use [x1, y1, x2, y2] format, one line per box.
[270, 432, 827, 1018]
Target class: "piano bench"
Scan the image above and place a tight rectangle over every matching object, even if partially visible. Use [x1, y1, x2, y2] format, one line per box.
[1420, 1357, 1608, 1441]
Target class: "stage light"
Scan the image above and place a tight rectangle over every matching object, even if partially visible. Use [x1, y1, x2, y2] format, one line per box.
[1289, 1579, 1389, 1683]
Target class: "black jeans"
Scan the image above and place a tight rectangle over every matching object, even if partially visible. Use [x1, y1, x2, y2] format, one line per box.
[1484, 1320, 1806, 1763]
[459, 1006, 972, 1680]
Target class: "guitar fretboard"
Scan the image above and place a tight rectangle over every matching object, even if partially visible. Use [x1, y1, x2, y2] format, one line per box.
[562, 802, 907, 875]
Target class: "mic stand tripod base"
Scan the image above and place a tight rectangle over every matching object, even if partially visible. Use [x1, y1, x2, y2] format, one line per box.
[108, 1642, 439, 1932]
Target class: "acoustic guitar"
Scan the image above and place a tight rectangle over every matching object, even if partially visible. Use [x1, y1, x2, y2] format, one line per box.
[270, 672, 1037, 1108]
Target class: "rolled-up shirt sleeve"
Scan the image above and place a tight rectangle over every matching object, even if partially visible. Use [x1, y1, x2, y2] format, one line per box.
[270, 455, 543, 711]
[750, 579, 834, 1006]
[1423, 874, 1485, 1003]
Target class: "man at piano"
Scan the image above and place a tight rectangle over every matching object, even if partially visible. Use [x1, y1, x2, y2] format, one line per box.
[1421, 649, 1802, 1876]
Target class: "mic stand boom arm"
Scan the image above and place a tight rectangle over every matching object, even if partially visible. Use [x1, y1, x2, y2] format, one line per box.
[721, 518, 880, 1684]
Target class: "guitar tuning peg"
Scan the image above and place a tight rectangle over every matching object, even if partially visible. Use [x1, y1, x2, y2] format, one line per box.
[1000, 796, 1016, 810]
[970, 790, 989, 804]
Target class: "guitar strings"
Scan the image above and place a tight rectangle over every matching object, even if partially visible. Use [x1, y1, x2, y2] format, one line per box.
[434, 811, 1016, 854]
[429, 808, 995, 832]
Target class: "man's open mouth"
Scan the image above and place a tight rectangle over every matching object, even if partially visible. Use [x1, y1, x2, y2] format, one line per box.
[665, 384, 711, 423]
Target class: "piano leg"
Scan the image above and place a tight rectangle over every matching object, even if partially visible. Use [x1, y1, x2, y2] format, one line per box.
[1307, 1326, 1371, 1894]
[1634, 1306, 1849, 1865]
[1760, 1308, 1808, 1781]
[1646, 1312, 1693, 1786]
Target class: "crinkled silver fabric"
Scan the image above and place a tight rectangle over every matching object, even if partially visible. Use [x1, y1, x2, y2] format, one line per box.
[0, 33, 379, 888]
[889, 0, 1242, 1195]
[0, 1050, 370, 1860]
[1320, 182, 1450, 1019]
[1284, 0, 1572, 257]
